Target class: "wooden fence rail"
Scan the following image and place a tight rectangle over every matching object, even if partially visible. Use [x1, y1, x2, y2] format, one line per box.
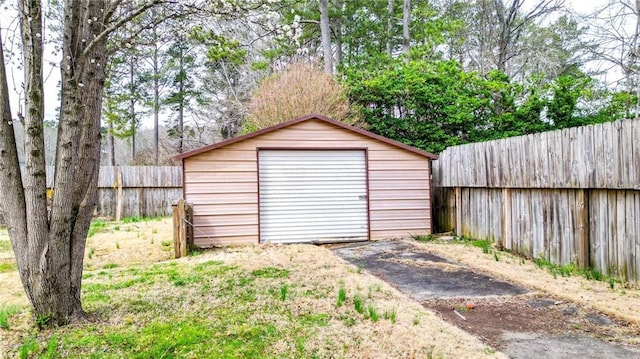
[433, 119, 640, 284]
[46, 166, 183, 218]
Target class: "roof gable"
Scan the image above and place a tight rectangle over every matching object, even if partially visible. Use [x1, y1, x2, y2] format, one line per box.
[174, 114, 438, 160]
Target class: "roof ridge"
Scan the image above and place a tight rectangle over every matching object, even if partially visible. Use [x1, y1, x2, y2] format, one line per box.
[174, 114, 438, 160]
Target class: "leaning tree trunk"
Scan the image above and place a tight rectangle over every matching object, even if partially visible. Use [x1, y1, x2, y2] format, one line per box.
[0, 16, 29, 316]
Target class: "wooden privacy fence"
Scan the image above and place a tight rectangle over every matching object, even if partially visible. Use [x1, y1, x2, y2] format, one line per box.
[44, 166, 183, 219]
[96, 166, 183, 218]
[432, 119, 640, 284]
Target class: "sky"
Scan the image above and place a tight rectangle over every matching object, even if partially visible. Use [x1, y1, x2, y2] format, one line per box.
[0, 0, 630, 128]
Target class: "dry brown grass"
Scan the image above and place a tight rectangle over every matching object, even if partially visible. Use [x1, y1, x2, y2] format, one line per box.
[2, 219, 639, 357]
[82, 218, 173, 270]
[413, 240, 640, 328]
[178, 244, 503, 358]
[0, 218, 173, 308]
[0, 221, 502, 358]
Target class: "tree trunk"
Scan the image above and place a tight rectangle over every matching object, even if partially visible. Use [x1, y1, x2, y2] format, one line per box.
[178, 41, 185, 154]
[153, 41, 160, 165]
[152, 16, 160, 165]
[108, 122, 116, 166]
[334, 0, 343, 68]
[633, 0, 640, 114]
[130, 53, 137, 160]
[17, 0, 76, 324]
[387, 0, 394, 56]
[0, 15, 29, 320]
[0, 0, 109, 327]
[494, 0, 512, 73]
[178, 80, 184, 153]
[319, 0, 333, 74]
[43, 0, 108, 326]
[402, 0, 411, 56]
[1, 0, 163, 329]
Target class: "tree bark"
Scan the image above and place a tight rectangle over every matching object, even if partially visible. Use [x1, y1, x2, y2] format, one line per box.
[493, 0, 564, 74]
[633, 0, 640, 113]
[333, 0, 343, 68]
[1, 0, 117, 328]
[152, 23, 160, 165]
[178, 38, 185, 154]
[387, 0, 394, 56]
[0, 0, 169, 329]
[402, 0, 411, 56]
[494, 0, 517, 73]
[129, 53, 137, 160]
[43, 0, 106, 326]
[319, 0, 333, 74]
[108, 122, 116, 166]
[0, 17, 29, 318]
[18, 0, 72, 324]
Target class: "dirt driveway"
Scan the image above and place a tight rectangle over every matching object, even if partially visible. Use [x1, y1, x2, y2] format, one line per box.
[332, 240, 640, 359]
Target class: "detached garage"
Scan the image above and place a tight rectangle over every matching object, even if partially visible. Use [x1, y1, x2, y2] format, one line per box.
[175, 114, 437, 247]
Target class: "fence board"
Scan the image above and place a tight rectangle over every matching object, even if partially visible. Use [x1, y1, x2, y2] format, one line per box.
[635, 191, 640, 282]
[435, 119, 640, 189]
[531, 190, 543, 259]
[433, 119, 640, 284]
[630, 121, 640, 190]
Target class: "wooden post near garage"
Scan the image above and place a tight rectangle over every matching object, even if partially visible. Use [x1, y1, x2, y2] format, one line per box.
[185, 202, 194, 251]
[173, 199, 188, 258]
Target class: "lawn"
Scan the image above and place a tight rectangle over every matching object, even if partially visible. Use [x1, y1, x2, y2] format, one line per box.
[0, 219, 499, 358]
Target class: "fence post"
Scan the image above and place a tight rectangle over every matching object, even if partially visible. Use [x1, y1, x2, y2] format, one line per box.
[172, 199, 188, 258]
[576, 189, 589, 269]
[502, 188, 512, 250]
[115, 166, 123, 221]
[455, 187, 462, 236]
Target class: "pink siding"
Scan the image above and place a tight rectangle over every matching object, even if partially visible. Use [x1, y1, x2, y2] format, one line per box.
[183, 119, 432, 246]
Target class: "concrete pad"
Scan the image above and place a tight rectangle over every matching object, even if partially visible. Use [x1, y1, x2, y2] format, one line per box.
[331, 240, 640, 359]
[332, 240, 528, 301]
[504, 333, 640, 359]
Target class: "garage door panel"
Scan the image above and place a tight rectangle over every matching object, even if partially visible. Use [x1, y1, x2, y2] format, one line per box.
[260, 205, 367, 213]
[260, 193, 366, 201]
[260, 223, 368, 233]
[260, 216, 368, 227]
[259, 150, 368, 243]
[259, 184, 366, 193]
[265, 231, 368, 244]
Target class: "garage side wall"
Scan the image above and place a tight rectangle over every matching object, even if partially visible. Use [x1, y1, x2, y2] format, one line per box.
[183, 119, 432, 246]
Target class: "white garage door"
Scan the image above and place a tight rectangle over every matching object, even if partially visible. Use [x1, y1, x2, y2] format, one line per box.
[258, 149, 369, 243]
